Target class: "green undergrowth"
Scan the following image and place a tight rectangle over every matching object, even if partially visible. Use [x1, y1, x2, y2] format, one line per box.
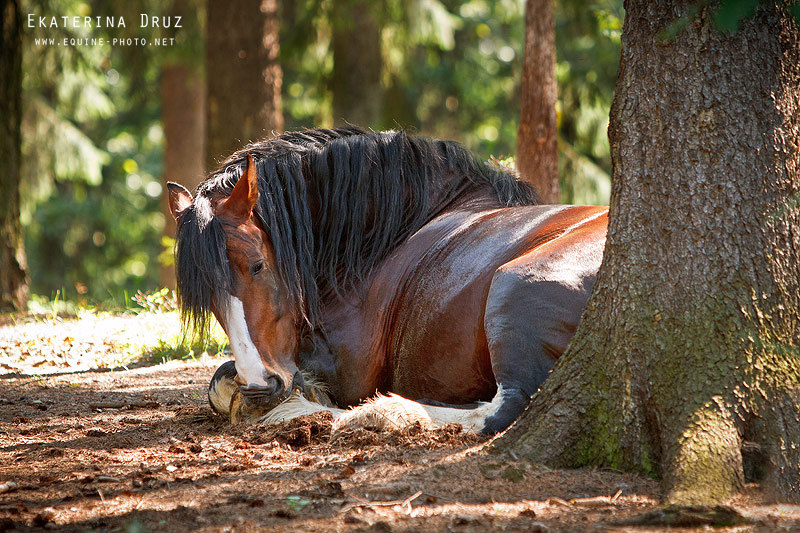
[130, 288, 229, 364]
[15, 288, 230, 369]
[138, 332, 229, 365]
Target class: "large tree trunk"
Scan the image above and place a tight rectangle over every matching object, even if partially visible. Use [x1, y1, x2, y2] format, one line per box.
[0, 0, 28, 311]
[494, 1, 800, 505]
[331, 0, 382, 128]
[206, 0, 282, 170]
[516, 0, 558, 203]
[160, 64, 205, 289]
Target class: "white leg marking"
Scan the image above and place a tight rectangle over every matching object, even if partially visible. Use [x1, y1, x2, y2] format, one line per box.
[419, 386, 506, 432]
[330, 389, 506, 433]
[235, 386, 506, 433]
[331, 393, 435, 432]
[224, 295, 268, 387]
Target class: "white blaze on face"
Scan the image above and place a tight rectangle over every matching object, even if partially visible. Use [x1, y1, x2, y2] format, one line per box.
[224, 295, 269, 387]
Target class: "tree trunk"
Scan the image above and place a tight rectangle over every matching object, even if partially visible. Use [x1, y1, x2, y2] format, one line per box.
[206, 0, 282, 170]
[494, 1, 800, 505]
[516, 0, 558, 203]
[0, 0, 28, 311]
[331, 0, 382, 128]
[160, 64, 205, 289]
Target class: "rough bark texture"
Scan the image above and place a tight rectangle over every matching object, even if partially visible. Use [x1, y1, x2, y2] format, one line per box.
[516, 0, 559, 203]
[494, 1, 800, 505]
[331, 0, 382, 128]
[206, 0, 282, 170]
[160, 64, 205, 288]
[0, 0, 28, 311]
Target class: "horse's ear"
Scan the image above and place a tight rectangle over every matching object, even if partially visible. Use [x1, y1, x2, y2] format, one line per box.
[167, 182, 193, 220]
[219, 154, 258, 221]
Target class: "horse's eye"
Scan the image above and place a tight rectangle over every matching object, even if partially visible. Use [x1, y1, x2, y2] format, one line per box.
[250, 261, 265, 276]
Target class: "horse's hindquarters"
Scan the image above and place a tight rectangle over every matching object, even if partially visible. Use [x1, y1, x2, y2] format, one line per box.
[386, 205, 608, 406]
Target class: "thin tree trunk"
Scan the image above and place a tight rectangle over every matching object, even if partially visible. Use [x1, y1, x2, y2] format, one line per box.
[516, 0, 558, 203]
[160, 64, 205, 289]
[0, 0, 28, 311]
[331, 0, 382, 128]
[206, 0, 282, 170]
[494, 1, 800, 504]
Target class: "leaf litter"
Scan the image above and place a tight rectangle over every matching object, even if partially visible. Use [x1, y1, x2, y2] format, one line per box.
[0, 313, 798, 531]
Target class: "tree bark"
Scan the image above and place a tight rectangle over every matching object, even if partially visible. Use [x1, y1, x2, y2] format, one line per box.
[494, 1, 800, 505]
[0, 0, 28, 311]
[160, 63, 205, 289]
[331, 0, 382, 128]
[206, 0, 282, 170]
[516, 0, 558, 203]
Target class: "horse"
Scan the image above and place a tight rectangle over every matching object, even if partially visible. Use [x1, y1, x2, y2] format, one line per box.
[167, 127, 608, 434]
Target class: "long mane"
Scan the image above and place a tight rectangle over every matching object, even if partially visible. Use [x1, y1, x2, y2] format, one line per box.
[175, 126, 539, 336]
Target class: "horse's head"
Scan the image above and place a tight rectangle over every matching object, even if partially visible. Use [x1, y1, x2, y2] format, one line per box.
[167, 155, 301, 412]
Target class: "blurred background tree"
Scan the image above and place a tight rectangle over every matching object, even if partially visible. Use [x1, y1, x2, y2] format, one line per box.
[1, 0, 27, 311]
[160, 0, 204, 289]
[517, 0, 558, 202]
[17, 0, 626, 308]
[206, 0, 282, 169]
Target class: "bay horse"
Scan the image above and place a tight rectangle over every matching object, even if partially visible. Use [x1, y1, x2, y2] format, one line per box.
[167, 127, 607, 434]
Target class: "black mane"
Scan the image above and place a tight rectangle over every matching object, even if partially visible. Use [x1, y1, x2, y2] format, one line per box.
[175, 126, 539, 337]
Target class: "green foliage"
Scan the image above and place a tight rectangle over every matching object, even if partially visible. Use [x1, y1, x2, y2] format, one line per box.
[381, 0, 526, 156]
[714, 0, 760, 31]
[132, 288, 228, 363]
[27, 291, 83, 317]
[130, 288, 177, 313]
[280, 0, 333, 127]
[281, 0, 618, 207]
[555, 0, 621, 204]
[140, 333, 227, 364]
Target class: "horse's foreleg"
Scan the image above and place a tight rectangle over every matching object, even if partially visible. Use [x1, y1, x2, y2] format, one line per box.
[212, 361, 510, 432]
[210, 360, 346, 424]
[253, 392, 345, 424]
[330, 393, 435, 432]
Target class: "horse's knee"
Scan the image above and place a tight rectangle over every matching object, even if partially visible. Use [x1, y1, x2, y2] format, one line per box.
[208, 360, 238, 416]
[331, 394, 433, 433]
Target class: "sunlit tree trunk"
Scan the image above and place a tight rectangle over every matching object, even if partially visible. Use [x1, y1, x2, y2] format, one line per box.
[331, 0, 382, 128]
[0, 0, 28, 311]
[160, 63, 205, 289]
[495, 2, 800, 504]
[516, 0, 558, 203]
[206, 0, 282, 169]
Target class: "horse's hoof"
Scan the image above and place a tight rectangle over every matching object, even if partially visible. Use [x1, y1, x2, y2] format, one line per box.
[208, 360, 238, 416]
[228, 388, 273, 425]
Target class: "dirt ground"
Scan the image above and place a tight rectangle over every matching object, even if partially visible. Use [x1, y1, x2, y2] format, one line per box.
[1, 315, 800, 532]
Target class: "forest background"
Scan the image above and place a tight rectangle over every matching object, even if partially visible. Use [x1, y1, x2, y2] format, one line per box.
[17, 0, 623, 308]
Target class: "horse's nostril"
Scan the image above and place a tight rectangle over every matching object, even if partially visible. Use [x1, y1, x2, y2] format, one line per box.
[265, 374, 284, 396]
[239, 374, 284, 402]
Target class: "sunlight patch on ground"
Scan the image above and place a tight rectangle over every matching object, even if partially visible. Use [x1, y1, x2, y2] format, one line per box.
[0, 311, 226, 375]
